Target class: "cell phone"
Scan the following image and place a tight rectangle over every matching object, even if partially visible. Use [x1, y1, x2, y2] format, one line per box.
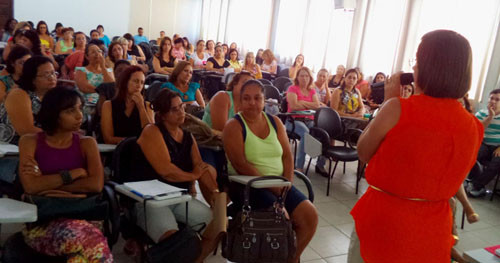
[400, 73, 414, 85]
[369, 73, 414, 104]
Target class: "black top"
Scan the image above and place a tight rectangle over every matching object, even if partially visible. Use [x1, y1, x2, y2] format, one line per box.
[111, 100, 143, 138]
[127, 45, 141, 57]
[155, 54, 175, 68]
[207, 57, 230, 69]
[328, 74, 343, 88]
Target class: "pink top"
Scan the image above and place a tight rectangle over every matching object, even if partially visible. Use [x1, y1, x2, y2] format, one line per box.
[287, 85, 316, 119]
[172, 47, 186, 60]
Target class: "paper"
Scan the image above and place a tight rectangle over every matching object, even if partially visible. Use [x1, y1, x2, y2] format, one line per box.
[123, 180, 187, 198]
[0, 144, 19, 156]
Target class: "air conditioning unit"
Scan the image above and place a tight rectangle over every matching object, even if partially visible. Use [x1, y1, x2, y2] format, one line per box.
[334, 0, 356, 10]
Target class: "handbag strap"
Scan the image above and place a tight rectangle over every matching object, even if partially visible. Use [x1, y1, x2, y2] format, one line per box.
[243, 176, 290, 210]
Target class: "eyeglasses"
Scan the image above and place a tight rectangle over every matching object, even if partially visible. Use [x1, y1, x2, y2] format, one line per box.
[169, 104, 186, 114]
[37, 71, 59, 80]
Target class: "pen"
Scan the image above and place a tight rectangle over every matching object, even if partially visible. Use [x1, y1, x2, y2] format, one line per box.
[130, 190, 143, 198]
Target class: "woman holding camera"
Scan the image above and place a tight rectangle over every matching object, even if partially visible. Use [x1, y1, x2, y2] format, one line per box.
[351, 30, 483, 262]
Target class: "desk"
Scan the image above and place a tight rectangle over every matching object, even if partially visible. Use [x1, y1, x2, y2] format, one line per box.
[115, 185, 191, 208]
[464, 248, 500, 263]
[229, 175, 291, 189]
[341, 116, 369, 130]
[0, 198, 37, 223]
[98, 144, 116, 153]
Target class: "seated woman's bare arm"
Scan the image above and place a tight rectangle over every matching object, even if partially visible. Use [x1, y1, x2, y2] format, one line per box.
[100, 100, 125, 144]
[210, 92, 230, 132]
[274, 116, 293, 181]
[286, 92, 305, 111]
[5, 89, 42, 136]
[153, 56, 171, 75]
[74, 70, 97, 94]
[301, 94, 320, 110]
[195, 89, 205, 108]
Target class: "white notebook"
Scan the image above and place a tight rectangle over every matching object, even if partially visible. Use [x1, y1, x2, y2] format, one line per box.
[123, 180, 187, 200]
[0, 144, 19, 156]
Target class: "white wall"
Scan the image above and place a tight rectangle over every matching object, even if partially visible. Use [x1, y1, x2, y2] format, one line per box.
[14, 0, 131, 38]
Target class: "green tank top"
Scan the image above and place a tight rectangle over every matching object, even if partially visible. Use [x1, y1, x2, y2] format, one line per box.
[228, 112, 283, 176]
[202, 91, 235, 128]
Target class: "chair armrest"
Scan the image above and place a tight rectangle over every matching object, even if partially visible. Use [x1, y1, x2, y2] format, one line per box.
[294, 171, 314, 203]
[102, 183, 120, 248]
[345, 128, 363, 148]
[228, 175, 291, 189]
[309, 127, 331, 152]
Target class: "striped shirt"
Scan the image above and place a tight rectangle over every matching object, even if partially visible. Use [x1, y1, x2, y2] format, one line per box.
[476, 109, 500, 145]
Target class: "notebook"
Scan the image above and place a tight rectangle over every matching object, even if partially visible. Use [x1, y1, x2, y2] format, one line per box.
[0, 144, 19, 156]
[123, 180, 187, 200]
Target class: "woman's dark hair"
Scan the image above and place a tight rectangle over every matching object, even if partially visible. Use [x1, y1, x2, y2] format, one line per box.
[340, 68, 358, 90]
[152, 89, 182, 123]
[206, 40, 215, 49]
[27, 21, 34, 29]
[108, 41, 123, 62]
[372, 72, 386, 84]
[82, 40, 105, 66]
[293, 66, 314, 88]
[292, 54, 304, 67]
[37, 86, 84, 135]
[228, 48, 238, 61]
[6, 45, 32, 74]
[18, 56, 53, 92]
[97, 25, 104, 30]
[114, 59, 131, 71]
[90, 29, 98, 36]
[169, 61, 191, 84]
[416, 30, 472, 99]
[240, 79, 264, 99]
[157, 36, 173, 58]
[3, 18, 17, 32]
[61, 27, 74, 35]
[196, 39, 204, 47]
[227, 71, 254, 91]
[182, 37, 190, 49]
[123, 33, 134, 44]
[114, 66, 145, 102]
[173, 37, 184, 45]
[73, 31, 86, 49]
[54, 22, 63, 30]
[14, 29, 42, 55]
[36, 21, 48, 35]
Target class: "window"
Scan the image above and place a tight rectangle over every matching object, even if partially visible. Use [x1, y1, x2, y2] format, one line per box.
[274, 0, 308, 64]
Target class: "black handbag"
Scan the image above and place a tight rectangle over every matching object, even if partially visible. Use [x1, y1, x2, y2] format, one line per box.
[146, 225, 202, 263]
[25, 194, 109, 222]
[223, 176, 297, 263]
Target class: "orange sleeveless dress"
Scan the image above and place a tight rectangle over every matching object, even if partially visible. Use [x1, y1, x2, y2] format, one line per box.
[351, 94, 483, 262]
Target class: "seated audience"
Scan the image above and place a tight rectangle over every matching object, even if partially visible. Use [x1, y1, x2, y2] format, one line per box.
[133, 27, 148, 45]
[172, 37, 186, 60]
[90, 29, 100, 40]
[223, 79, 318, 263]
[153, 37, 177, 74]
[289, 54, 304, 79]
[354, 68, 370, 99]
[330, 68, 365, 118]
[75, 42, 114, 107]
[401, 83, 414, 99]
[366, 72, 386, 109]
[285, 67, 320, 172]
[229, 42, 237, 51]
[190, 40, 210, 69]
[61, 31, 87, 80]
[36, 21, 54, 51]
[314, 68, 331, 106]
[0, 45, 32, 103]
[1, 18, 17, 42]
[242, 52, 262, 79]
[468, 88, 500, 197]
[135, 88, 223, 262]
[206, 45, 230, 74]
[157, 30, 165, 44]
[203, 72, 254, 135]
[255, 48, 264, 65]
[161, 61, 204, 108]
[106, 40, 132, 68]
[205, 40, 215, 57]
[261, 49, 278, 74]
[0, 56, 57, 145]
[222, 44, 229, 60]
[123, 33, 146, 63]
[183, 37, 193, 58]
[18, 86, 112, 262]
[54, 27, 74, 55]
[101, 66, 153, 144]
[97, 25, 111, 47]
[227, 48, 241, 72]
[51, 22, 63, 41]
[2, 23, 33, 61]
[328, 64, 345, 88]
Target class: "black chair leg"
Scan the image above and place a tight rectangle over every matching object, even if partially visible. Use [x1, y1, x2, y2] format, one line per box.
[356, 161, 360, 194]
[293, 140, 297, 166]
[305, 158, 312, 176]
[327, 160, 339, 196]
[491, 173, 500, 201]
[461, 209, 466, 229]
[343, 161, 346, 174]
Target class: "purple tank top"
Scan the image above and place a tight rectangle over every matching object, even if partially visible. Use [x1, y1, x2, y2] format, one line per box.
[35, 132, 85, 175]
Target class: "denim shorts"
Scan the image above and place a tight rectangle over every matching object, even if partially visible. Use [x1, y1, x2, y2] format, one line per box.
[229, 183, 307, 215]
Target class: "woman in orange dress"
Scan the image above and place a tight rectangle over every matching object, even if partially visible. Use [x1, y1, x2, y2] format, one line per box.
[351, 30, 483, 262]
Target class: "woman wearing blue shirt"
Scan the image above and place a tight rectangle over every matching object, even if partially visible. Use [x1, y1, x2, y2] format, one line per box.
[161, 61, 205, 108]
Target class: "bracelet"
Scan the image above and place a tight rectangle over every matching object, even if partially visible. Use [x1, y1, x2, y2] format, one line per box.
[60, 170, 73, 185]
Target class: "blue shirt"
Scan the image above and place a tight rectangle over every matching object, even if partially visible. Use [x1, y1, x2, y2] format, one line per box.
[161, 82, 200, 103]
[134, 35, 149, 45]
[99, 35, 111, 47]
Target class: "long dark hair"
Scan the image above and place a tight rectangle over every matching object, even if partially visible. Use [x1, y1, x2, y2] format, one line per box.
[6, 45, 32, 74]
[3, 18, 17, 33]
[227, 71, 254, 91]
[37, 86, 84, 135]
[18, 56, 53, 92]
[156, 36, 173, 59]
[14, 29, 42, 56]
[152, 89, 182, 123]
[340, 68, 358, 90]
[36, 21, 49, 36]
[114, 66, 145, 102]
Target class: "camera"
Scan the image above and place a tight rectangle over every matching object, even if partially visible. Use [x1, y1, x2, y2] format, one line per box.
[370, 73, 414, 104]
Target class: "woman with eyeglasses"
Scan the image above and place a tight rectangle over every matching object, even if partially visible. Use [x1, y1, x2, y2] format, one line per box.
[75, 43, 114, 107]
[0, 56, 57, 145]
[100, 66, 153, 144]
[36, 21, 54, 51]
[0, 45, 32, 103]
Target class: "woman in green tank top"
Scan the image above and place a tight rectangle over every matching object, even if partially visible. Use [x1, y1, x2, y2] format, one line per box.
[222, 80, 318, 263]
[202, 72, 254, 136]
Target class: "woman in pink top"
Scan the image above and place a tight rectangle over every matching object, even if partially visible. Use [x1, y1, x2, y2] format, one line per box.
[285, 66, 320, 171]
[172, 37, 186, 60]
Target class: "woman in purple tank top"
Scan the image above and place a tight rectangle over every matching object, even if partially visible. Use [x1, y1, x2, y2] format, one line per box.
[18, 87, 112, 262]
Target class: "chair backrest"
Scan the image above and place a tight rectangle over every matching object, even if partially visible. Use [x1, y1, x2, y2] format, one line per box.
[278, 68, 290, 78]
[263, 84, 281, 102]
[224, 72, 236, 84]
[96, 82, 116, 101]
[273, 77, 293, 93]
[111, 137, 139, 183]
[145, 81, 164, 102]
[314, 107, 344, 140]
[149, 40, 157, 46]
[145, 73, 169, 85]
[258, 78, 272, 85]
[138, 42, 153, 63]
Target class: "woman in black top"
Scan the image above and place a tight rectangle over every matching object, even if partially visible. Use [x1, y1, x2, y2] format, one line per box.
[152, 36, 177, 75]
[328, 64, 345, 88]
[206, 45, 230, 74]
[123, 33, 146, 63]
[136, 88, 223, 262]
[100, 66, 153, 144]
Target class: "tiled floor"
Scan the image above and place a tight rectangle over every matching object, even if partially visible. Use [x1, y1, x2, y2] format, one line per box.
[3, 160, 500, 262]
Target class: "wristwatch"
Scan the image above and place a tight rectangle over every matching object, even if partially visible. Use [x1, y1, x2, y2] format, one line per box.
[60, 170, 73, 185]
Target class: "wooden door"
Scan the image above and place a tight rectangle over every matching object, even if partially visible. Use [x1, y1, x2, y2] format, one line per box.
[0, 0, 13, 31]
